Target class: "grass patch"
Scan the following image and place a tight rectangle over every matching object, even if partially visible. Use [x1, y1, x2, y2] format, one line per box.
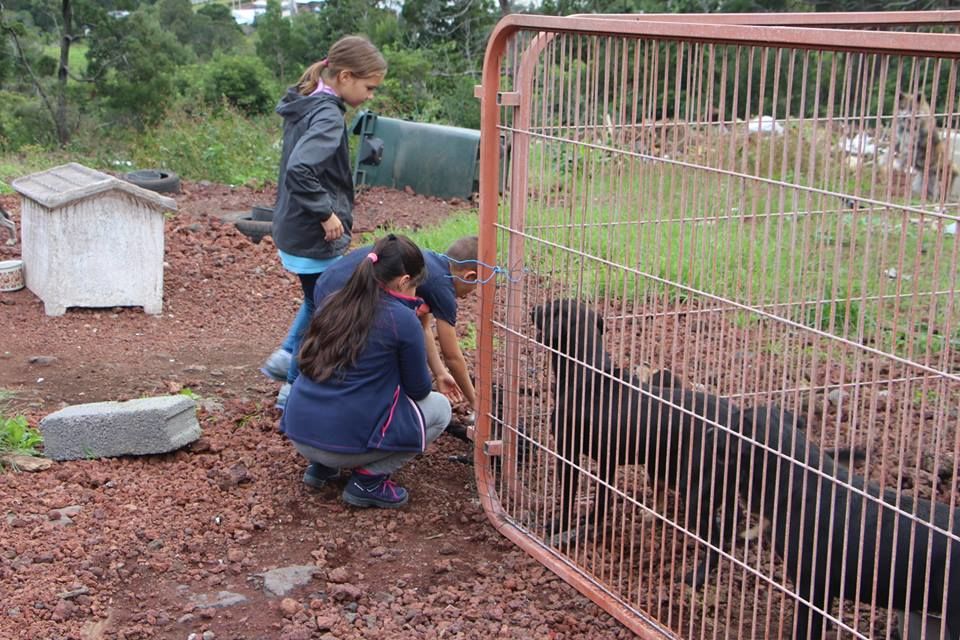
[515, 121, 959, 358]
[1, 415, 43, 458]
[357, 208, 479, 253]
[42, 42, 88, 78]
[0, 146, 90, 193]
[0, 104, 282, 189]
[0, 390, 43, 469]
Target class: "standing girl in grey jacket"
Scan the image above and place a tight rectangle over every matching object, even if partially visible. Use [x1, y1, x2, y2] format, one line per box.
[269, 35, 386, 407]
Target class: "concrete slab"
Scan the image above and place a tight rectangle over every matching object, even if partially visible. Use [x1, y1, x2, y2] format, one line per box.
[40, 395, 200, 461]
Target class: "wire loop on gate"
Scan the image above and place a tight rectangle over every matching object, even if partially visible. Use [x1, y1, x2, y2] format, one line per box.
[439, 254, 526, 285]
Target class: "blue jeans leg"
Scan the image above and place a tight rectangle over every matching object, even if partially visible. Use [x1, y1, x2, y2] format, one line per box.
[286, 272, 321, 384]
[281, 301, 310, 355]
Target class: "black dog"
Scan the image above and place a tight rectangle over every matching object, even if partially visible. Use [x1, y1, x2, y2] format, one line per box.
[532, 299, 740, 585]
[730, 404, 960, 639]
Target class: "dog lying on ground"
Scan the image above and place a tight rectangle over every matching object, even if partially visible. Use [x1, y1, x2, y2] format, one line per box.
[532, 298, 740, 585]
[730, 404, 960, 640]
[0, 205, 15, 245]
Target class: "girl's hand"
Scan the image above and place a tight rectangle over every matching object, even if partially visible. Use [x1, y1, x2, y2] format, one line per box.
[322, 213, 344, 241]
[437, 372, 463, 402]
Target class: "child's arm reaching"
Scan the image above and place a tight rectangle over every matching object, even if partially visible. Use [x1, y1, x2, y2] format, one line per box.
[436, 318, 476, 409]
[421, 313, 463, 402]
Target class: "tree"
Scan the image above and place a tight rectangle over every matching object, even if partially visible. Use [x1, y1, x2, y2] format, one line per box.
[85, 9, 191, 125]
[255, 0, 294, 82]
[400, 0, 497, 64]
[194, 4, 243, 60]
[0, 0, 86, 145]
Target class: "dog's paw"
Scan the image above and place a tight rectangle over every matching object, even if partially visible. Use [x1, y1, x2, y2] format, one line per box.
[683, 563, 709, 589]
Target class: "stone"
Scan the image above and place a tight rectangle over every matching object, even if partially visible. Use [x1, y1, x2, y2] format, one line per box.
[39, 395, 200, 460]
[279, 598, 301, 617]
[259, 565, 321, 597]
[187, 591, 248, 610]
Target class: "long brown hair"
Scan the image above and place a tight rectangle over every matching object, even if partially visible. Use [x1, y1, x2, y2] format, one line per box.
[299, 235, 425, 382]
[297, 35, 387, 96]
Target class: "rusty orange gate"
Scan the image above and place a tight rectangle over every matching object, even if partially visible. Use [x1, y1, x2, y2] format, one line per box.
[472, 12, 960, 639]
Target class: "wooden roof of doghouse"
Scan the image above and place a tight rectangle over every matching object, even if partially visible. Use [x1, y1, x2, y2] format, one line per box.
[11, 162, 177, 211]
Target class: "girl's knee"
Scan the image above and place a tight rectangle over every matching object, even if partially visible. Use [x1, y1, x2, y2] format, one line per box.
[421, 392, 451, 440]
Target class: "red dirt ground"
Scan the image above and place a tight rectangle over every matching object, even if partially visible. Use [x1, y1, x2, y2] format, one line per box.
[0, 183, 633, 639]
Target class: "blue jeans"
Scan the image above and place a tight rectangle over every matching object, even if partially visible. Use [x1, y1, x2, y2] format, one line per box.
[281, 302, 310, 354]
[286, 272, 321, 384]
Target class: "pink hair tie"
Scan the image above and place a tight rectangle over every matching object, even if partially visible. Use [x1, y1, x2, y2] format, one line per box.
[320, 58, 329, 66]
[367, 252, 378, 263]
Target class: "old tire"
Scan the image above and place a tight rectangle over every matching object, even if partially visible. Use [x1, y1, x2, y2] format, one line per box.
[251, 205, 274, 222]
[124, 169, 181, 194]
[234, 217, 272, 244]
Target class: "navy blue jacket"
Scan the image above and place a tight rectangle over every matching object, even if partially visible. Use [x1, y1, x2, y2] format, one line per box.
[280, 291, 432, 453]
[272, 89, 353, 260]
[314, 246, 459, 326]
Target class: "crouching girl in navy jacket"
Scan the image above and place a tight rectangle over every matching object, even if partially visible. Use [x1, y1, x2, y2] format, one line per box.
[280, 235, 452, 508]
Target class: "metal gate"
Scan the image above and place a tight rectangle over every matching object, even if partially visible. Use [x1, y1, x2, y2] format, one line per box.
[474, 13, 960, 639]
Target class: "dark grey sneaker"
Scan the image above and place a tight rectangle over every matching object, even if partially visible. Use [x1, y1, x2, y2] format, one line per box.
[303, 463, 339, 489]
[342, 471, 409, 508]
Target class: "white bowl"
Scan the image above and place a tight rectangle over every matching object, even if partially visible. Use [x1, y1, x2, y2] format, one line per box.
[0, 259, 25, 292]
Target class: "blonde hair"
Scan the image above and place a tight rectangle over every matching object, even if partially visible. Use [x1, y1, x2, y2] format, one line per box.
[297, 35, 386, 96]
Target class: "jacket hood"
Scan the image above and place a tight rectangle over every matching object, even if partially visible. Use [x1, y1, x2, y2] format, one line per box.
[276, 88, 344, 123]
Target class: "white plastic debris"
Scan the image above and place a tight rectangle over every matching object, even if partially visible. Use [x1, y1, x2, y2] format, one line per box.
[839, 133, 877, 156]
[747, 115, 784, 135]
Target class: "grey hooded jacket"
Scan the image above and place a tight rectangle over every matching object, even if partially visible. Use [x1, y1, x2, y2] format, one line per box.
[272, 88, 353, 260]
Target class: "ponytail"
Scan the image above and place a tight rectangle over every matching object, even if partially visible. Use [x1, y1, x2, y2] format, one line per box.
[299, 234, 425, 381]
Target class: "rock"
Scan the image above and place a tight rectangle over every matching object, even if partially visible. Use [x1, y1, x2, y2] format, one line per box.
[327, 566, 350, 584]
[315, 614, 337, 630]
[279, 598, 301, 617]
[28, 356, 57, 366]
[827, 389, 848, 407]
[216, 463, 253, 490]
[48, 505, 83, 527]
[259, 565, 321, 597]
[58, 586, 89, 599]
[279, 627, 311, 640]
[50, 598, 75, 621]
[187, 591, 248, 610]
[0, 454, 52, 471]
[327, 583, 362, 602]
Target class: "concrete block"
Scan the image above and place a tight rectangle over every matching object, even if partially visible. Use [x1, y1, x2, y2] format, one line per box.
[40, 395, 200, 461]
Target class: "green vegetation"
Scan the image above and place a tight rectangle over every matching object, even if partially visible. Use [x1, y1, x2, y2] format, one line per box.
[133, 105, 282, 186]
[517, 120, 960, 359]
[0, 391, 43, 469]
[179, 388, 201, 400]
[359, 209, 479, 253]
